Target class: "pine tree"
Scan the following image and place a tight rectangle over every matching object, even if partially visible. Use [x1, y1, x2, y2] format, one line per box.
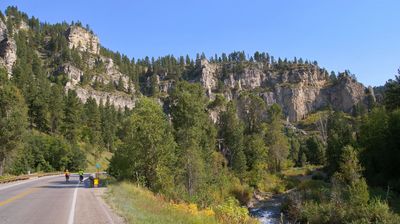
[101, 98, 117, 151]
[305, 136, 325, 165]
[0, 73, 28, 175]
[219, 102, 247, 178]
[384, 73, 400, 111]
[63, 90, 82, 143]
[83, 97, 101, 145]
[49, 85, 64, 134]
[326, 111, 354, 175]
[169, 81, 217, 197]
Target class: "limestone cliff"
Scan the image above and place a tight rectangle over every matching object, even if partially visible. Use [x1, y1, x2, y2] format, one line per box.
[194, 59, 372, 122]
[66, 26, 100, 55]
[0, 18, 17, 77]
[0, 13, 374, 123]
[61, 62, 136, 110]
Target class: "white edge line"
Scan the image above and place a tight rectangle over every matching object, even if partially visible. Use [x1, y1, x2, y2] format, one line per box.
[67, 177, 88, 224]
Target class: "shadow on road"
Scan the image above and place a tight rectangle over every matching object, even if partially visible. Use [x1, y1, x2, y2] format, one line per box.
[37, 180, 87, 189]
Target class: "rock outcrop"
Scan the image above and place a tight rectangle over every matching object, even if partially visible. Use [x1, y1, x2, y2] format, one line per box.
[71, 86, 135, 109]
[60, 60, 136, 110]
[0, 18, 17, 76]
[195, 59, 371, 122]
[95, 57, 132, 93]
[0, 12, 374, 123]
[66, 26, 100, 54]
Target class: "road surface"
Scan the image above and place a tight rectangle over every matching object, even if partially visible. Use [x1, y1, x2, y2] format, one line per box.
[0, 174, 123, 224]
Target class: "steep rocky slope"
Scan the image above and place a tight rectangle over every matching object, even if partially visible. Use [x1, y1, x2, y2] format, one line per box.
[190, 59, 373, 121]
[0, 17, 16, 77]
[0, 12, 374, 122]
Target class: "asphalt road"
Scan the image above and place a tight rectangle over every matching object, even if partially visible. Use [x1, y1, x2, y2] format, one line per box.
[0, 174, 123, 224]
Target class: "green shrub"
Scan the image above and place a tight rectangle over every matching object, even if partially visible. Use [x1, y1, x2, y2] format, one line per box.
[214, 197, 258, 224]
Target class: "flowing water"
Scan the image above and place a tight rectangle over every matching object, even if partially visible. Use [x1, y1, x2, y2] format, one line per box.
[249, 194, 286, 224]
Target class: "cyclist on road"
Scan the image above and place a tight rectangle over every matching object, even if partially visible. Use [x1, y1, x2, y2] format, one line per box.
[79, 169, 84, 183]
[64, 169, 70, 183]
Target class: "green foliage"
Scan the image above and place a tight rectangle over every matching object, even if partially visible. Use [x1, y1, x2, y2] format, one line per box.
[62, 90, 82, 143]
[82, 98, 101, 145]
[49, 85, 64, 134]
[303, 136, 325, 165]
[384, 73, 400, 111]
[169, 81, 219, 201]
[218, 102, 247, 177]
[0, 77, 28, 175]
[10, 132, 86, 174]
[264, 103, 289, 172]
[336, 145, 363, 185]
[100, 99, 119, 151]
[214, 197, 257, 224]
[360, 107, 400, 192]
[106, 182, 219, 224]
[208, 94, 227, 109]
[285, 142, 400, 223]
[326, 111, 354, 175]
[245, 134, 268, 187]
[109, 98, 177, 194]
[237, 92, 266, 134]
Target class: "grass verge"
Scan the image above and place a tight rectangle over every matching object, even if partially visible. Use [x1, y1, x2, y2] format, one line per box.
[104, 182, 219, 224]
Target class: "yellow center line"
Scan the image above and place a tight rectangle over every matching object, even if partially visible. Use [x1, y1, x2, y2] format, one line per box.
[0, 188, 39, 206]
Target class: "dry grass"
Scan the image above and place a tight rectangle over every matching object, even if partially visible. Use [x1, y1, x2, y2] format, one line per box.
[104, 182, 219, 224]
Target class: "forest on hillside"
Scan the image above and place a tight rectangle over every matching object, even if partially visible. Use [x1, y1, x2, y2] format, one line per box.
[1, 7, 400, 223]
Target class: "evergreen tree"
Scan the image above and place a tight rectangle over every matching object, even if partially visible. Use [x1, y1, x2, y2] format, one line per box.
[169, 81, 217, 197]
[101, 98, 117, 151]
[116, 76, 125, 92]
[304, 136, 325, 165]
[384, 72, 400, 111]
[83, 97, 101, 145]
[62, 90, 82, 143]
[326, 111, 354, 175]
[49, 85, 64, 134]
[0, 71, 28, 175]
[219, 102, 247, 178]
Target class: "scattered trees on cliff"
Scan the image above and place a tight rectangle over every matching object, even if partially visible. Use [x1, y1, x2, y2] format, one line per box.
[0, 68, 28, 175]
[384, 70, 400, 111]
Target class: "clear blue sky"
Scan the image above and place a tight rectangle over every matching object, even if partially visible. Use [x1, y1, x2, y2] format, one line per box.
[1, 0, 399, 86]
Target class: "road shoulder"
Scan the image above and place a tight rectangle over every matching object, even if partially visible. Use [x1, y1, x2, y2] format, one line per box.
[75, 187, 124, 224]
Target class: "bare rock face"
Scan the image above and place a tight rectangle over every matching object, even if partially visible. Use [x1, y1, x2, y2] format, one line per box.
[0, 18, 6, 42]
[57, 25, 137, 110]
[0, 18, 17, 77]
[60, 60, 136, 110]
[97, 57, 132, 92]
[70, 86, 135, 109]
[61, 63, 83, 87]
[66, 26, 100, 55]
[328, 76, 366, 112]
[196, 59, 372, 122]
[197, 59, 218, 98]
